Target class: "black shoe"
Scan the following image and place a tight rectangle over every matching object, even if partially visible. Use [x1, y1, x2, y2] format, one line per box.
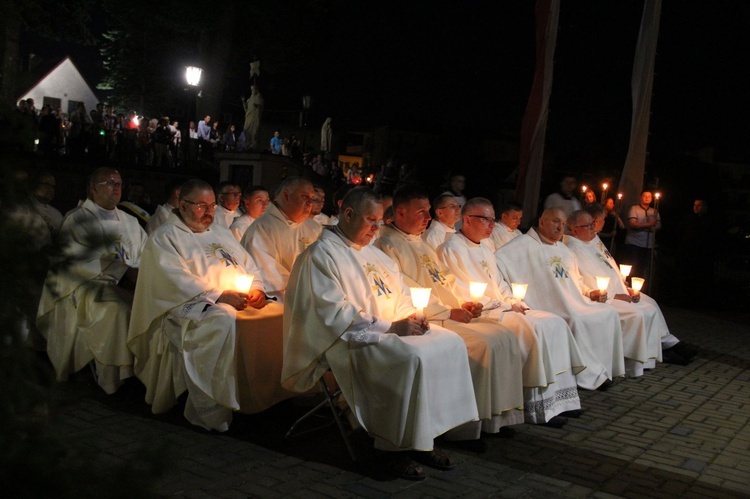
[541, 416, 568, 428]
[483, 426, 517, 439]
[440, 437, 489, 453]
[560, 409, 584, 419]
[671, 342, 699, 360]
[662, 348, 691, 366]
[596, 379, 614, 391]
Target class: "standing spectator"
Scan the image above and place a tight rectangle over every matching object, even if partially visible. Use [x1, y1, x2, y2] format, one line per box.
[38, 105, 60, 156]
[224, 124, 237, 151]
[270, 129, 282, 154]
[622, 191, 661, 287]
[544, 175, 581, 218]
[442, 174, 467, 209]
[153, 118, 174, 168]
[68, 102, 92, 157]
[197, 115, 212, 161]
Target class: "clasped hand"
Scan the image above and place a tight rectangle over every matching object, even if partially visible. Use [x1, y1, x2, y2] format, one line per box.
[388, 316, 430, 336]
[217, 289, 266, 310]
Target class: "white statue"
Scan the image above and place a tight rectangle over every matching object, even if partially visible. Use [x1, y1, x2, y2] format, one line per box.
[320, 117, 332, 152]
[242, 84, 264, 150]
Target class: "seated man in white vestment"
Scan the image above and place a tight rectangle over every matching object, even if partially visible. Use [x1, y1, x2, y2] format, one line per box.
[213, 181, 242, 228]
[128, 179, 269, 432]
[422, 194, 461, 250]
[309, 184, 331, 226]
[146, 180, 183, 235]
[571, 206, 697, 366]
[282, 187, 479, 481]
[241, 176, 322, 301]
[37, 167, 147, 394]
[376, 186, 525, 438]
[436, 198, 585, 425]
[230, 185, 270, 241]
[485, 201, 523, 252]
[494, 208, 625, 390]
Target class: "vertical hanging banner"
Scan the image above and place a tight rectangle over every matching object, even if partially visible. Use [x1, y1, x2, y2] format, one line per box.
[619, 0, 662, 211]
[516, 0, 560, 227]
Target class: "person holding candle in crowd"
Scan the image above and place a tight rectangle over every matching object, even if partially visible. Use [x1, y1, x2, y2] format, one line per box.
[128, 179, 270, 432]
[598, 198, 625, 252]
[375, 185, 527, 439]
[435, 197, 585, 426]
[282, 187, 480, 481]
[567, 206, 697, 366]
[544, 175, 581, 218]
[495, 208, 625, 391]
[241, 176, 322, 302]
[623, 191, 661, 287]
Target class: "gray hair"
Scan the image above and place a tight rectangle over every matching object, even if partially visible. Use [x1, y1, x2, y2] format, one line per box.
[180, 179, 214, 200]
[461, 197, 493, 216]
[340, 187, 382, 213]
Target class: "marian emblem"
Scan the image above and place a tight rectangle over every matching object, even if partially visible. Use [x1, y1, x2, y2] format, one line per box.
[480, 260, 492, 279]
[206, 243, 239, 267]
[549, 256, 569, 279]
[363, 262, 392, 298]
[113, 238, 130, 262]
[596, 253, 614, 270]
[420, 254, 446, 285]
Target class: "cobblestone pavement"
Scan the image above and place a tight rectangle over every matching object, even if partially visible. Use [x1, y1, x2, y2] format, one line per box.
[49, 306, 750, 498]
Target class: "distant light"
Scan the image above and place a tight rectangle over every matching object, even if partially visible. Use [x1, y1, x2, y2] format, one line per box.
[186, 66, 203, 86]
[302, 95, 312, 110]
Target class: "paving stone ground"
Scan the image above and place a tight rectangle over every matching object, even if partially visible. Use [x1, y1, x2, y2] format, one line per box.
[47, 305, 750, 498]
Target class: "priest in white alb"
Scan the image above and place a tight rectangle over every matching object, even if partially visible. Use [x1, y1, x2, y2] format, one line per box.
[495, 208, 625, 390]
[568, 206, 695, 367]
[376, 186, 525, 438]
[241, 176, 321, 301]
[437, 198, 585, 425]
[213, 181, 242, 228]
[146, 180, 182, 235]
[37, 167, 147, 394]
[283, 187, 479, 481]
[485, 201, 523, 252]
[128, 179, 272, 432]
[422, 194, 461, 250]
[229, 185, 270, 241]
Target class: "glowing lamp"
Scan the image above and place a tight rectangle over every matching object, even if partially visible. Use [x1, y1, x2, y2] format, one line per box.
[469, 281, 488, 302]
[409, 287, 431, 321]
[511, 283, 528, 301]
[186, 66, 203, 86]
[602, 183, 609, 190]
[595, 276, 610, 293]
[235, 273, 254, 293]
[630, 277, 645, 295]
[581, 185, 588, 192]
[619, 264, 632, 278]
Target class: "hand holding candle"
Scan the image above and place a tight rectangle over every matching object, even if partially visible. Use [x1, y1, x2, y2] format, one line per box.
[630, 277, 645, 297]
[511, 283, 528, 301]
[410, 287, 432, 322]
[469, 281, 487, 302]
[235, 273, 254, 293]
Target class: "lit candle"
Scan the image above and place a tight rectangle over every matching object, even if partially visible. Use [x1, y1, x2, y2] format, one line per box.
[615, 192, 623, 213]
[511, 283, 528, 301]
[619, 264, 632, 278]
[601, 182, 609, 203]
[409, 287, 432, 321]
[235, 273, 254, 293]
[595, 276, 610, 293]
[580, 185, 588, 203]
[469, 281, 488, 302]
[630, 277, 645, 296]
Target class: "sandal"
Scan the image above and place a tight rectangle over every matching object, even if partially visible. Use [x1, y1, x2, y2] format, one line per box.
[380, 452, 426, 481]
[409, 448, 455, 471]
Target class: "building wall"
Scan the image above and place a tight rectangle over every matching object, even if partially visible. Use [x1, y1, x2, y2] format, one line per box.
[19, 58, 99, 116]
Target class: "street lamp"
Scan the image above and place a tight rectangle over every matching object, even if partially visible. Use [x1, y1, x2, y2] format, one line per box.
[186, 66, 203, 87]
[301, 94, 312, 153]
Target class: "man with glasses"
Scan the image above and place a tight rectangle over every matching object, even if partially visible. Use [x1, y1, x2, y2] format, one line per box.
[37, 167, 147, 395]
[283, 187, 479, 481]
[213, 181, 242, 228]
[437, 198, 584, 426]
[241, 176, 321, 302]
[422, 194, 461, 250]
[308, 184, 330, 226]
[568, 208, 695, 366]
[486, 201, 524, 252]
[128, 179, 270, 431]
[495, 208, 625, 391]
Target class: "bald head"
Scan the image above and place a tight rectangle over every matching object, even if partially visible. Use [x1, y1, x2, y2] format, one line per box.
[537, 208, 567, 243]
[338, 187, 383, 246]
[275, 176, 315, 223]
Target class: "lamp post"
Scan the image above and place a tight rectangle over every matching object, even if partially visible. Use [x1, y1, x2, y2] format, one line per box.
[185, 66, 203, 165]
[301, 94, 311, 153]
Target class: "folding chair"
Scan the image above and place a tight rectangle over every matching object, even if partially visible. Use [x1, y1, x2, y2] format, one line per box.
[284, 372, 357, 461]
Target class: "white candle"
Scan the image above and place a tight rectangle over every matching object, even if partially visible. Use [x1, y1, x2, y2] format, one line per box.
[469, 281, 488, 302]
[510, 283, 528, 301]
[595, 276, 610, 293]
[630, 277, 645, 295]
[409, 287, 432, 321]
[619, 264, 632, 278]
[235, 273, 254, 293]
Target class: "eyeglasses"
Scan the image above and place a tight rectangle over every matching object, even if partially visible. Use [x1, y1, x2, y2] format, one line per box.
[97, 180, 122, 189]
[574, 221, 596, 230]
[468, 214, 497, 225]
[184, 200, 218, 212]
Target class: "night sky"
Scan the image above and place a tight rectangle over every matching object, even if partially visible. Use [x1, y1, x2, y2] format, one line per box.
[23, 1, 750, 168]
